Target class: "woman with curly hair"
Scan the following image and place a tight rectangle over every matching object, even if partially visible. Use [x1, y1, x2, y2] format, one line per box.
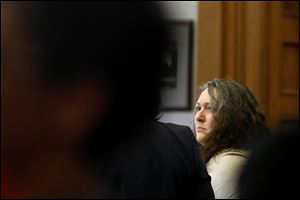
[194, 79, 270, 199]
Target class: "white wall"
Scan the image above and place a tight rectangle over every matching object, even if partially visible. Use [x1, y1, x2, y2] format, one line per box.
[158, 1, 198, 128]
[158, 1, 198, 20]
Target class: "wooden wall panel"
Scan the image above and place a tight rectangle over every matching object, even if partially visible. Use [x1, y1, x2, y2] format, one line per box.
[197, 1, 223, 88]
[281, 44, 299, 95]
[282, 17, 298, 42]
[280, 96, 299, 117]
[283, 1, 299, 16]
[277, 1, 299, 129]
[197, 1, 299, 130]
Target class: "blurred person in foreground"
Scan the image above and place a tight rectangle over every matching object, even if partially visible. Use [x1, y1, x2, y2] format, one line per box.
[1, 1, 214, 198]
[239, 126, 299, 198]
[194, 79, 270, 198]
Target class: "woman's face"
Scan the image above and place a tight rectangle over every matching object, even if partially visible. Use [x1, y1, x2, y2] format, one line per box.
[194, 88, 216, 145]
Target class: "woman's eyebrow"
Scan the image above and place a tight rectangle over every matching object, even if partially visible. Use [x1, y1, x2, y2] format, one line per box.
[196, 102, 211, 107]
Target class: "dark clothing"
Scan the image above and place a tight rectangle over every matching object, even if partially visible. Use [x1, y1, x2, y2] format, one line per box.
[239, 127, 299, 198]
[105, 122, 214, 199]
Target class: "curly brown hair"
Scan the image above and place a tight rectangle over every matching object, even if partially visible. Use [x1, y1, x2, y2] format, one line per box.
[196, 79, 270, 164]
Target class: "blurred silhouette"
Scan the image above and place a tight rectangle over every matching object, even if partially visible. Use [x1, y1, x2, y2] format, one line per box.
[194, 79, 270, 198]
[105, 122, 215, 198]
[1, 1, 214, 198]
[239, 127, 299, 198]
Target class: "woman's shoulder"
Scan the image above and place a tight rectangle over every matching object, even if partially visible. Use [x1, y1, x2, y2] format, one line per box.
[207, 150, 248, 171]
[220, 149, 248, 158]
[208, 150, 249, 199]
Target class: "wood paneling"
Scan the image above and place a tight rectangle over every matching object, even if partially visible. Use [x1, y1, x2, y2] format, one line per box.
[197, 1, 223, 89]
[263, 1, 299, 129]
[268, 2, 282, 128]
[283, 17, 299, 43]
[243, 2, 269, 104]
[283, 1, 299, 16]
[197, 1, 299, 130]
[222, 2, 246, 82]
[198, 1, 269, 115]
[281, 44, 299, 95]
[280, 95, 299, 117]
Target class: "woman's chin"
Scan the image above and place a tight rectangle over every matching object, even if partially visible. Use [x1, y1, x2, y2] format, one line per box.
[196, 133, 207, 146]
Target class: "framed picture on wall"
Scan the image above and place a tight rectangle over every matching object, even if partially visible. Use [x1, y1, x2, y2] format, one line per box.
[159, 20, 193, 111]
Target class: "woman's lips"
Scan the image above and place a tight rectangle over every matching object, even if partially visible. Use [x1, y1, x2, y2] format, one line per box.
[197, 127, 206, 131]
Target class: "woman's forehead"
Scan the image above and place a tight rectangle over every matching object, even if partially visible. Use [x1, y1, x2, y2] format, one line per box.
[197, 89, 211, 103]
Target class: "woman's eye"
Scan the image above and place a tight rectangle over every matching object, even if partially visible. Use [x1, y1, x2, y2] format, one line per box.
[206, 105, 213, 111]
[195, 107, 201, 111]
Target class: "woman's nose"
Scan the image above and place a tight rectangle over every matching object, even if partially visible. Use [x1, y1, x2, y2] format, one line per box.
[195, 110, 205, 122]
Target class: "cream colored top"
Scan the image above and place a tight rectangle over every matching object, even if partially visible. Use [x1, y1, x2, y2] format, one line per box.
[206, 150, 248, 199]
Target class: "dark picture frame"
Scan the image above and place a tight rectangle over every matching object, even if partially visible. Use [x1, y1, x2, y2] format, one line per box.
[159, 20, 193, 111]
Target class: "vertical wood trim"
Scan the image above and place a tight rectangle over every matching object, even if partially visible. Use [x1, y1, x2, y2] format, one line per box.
[197, 1, 223, 91]
[261, 2, 271, 120]
[222, 1, 236, 79]
[243, 2, 266, 104]
[268, 2, 282, 129]
[222, 1, 246, 82]
[236, 2, 247, 84]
